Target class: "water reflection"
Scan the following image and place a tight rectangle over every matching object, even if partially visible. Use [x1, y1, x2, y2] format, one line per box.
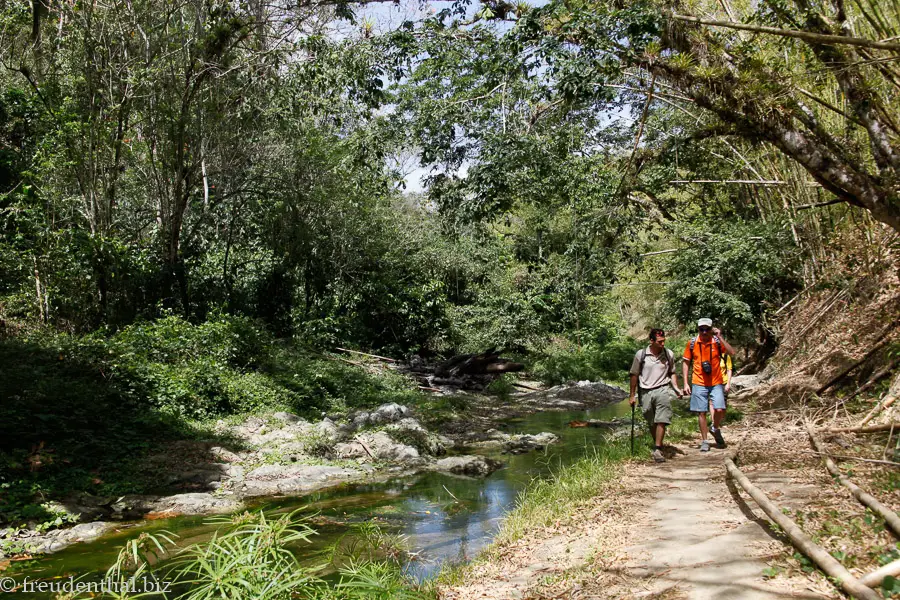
[19, 400, 628, 584]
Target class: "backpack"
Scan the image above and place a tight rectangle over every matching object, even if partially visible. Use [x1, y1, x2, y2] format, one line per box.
[639, 347, 675, 375]
[689, 336, 724, 363]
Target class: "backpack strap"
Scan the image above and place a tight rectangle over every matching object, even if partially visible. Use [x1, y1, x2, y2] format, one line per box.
[640, 347, 672, 375]
[691, 336, 725, 361]
[713, 335, 724, 359]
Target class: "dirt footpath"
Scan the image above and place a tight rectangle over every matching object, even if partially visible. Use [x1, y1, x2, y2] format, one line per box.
[441, 434, 831, 600]
[622, 447, 828, 600]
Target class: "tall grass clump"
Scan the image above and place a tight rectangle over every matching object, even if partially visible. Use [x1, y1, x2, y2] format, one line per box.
[59, 510, 431, 600]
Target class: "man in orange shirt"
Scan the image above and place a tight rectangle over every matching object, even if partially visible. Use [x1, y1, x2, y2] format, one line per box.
[681, 318, 736, 452]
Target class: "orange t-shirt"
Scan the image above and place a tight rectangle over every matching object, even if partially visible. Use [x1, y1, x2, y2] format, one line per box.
[683, 338, 725, 386]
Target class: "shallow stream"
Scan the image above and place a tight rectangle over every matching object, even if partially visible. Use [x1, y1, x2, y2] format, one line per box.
[12, 399, 630, 592]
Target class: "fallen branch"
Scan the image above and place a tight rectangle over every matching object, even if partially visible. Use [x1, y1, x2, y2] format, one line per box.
[334, 357, 381, 372]
[354, 435, 375, 459]
[824, 422, 900, 434]
[512, 382, 542, 391]
[336, 347, 399, 363]
[807, 423, 900, 536]
[724, 457, 881, 600]
[799, 289, 848, 342]
[818, 323, 899, 395]
[794, 449, 899, 466]
[860, 373, 900, 426]
[860, 557, 900, 588]
[844, 358, 900, 403]
[418, 386, 441, 392]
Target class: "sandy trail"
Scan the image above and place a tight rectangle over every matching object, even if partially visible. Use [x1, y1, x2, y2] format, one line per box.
[623, 448, 827, 599]
[441, 437, 829, 600]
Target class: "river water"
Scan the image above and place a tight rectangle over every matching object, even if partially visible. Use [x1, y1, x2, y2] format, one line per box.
[11, 398, 630, 590]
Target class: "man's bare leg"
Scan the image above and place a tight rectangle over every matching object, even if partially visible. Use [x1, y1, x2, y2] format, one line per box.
[713, 408, 725, 430]
[654, 423, 666, 447]
[698, 411, 709, 441]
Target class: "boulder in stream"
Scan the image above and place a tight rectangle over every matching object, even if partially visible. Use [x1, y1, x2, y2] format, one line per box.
[433, 455, 503, 477]
[242, 464, 363, 497]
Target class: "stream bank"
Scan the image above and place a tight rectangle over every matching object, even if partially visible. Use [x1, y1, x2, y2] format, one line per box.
[1, 380, 626, 566]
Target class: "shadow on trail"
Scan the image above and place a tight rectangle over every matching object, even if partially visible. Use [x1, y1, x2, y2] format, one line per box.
[0, 337, 245, 525]
[725, 473, 792, 546]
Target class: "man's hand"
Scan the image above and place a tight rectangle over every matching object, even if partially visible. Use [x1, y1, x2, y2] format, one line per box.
[712, 327, 721, 337]
[725, 382, 731, 394]
[629, 395, 636, 406]
[682, 385, 691, 397]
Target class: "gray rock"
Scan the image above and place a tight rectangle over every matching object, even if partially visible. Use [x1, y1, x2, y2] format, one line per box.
[334, 441, 369, 459]
[316, 418, 340, 442]
[730, 374, 765, 392]
[465, 431, 560, 454]
[434, 455, 503, 477]
[272, 411, 303, 424]
[149, 493, 241, 516]
[357, 431, 420, 463]
[242, 465, 361, 497]
[67, 522, 116, 541]
[386, 418, 447, 456]
[503, 432, 559, 454]
[209, 446, 242, 463]
[370, 403, 409, 424]
[541, 381, 626, 405]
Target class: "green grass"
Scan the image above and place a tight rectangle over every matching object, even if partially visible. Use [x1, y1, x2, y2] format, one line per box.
[491, 437, 635, 549]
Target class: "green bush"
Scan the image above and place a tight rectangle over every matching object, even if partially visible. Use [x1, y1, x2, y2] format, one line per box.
[531, 336, 641, 386]
[664, 220, 801, 344]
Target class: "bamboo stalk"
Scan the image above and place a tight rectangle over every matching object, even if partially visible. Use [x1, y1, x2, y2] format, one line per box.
[724, 458, 882, 600]
[825, 422, 900, 433]
[639, 248, 680, 256]
[807, 423, 900, 536]
[817, 325, 898, 394]
[860, 557, 900, 587]
[794, 449, 899, 466]
[860, 374, 900, 426]
[673, 14, 900, 51]
[335, 348, 399, 362]
[844, 359, 900, 403]
[669, 179, 819, 185]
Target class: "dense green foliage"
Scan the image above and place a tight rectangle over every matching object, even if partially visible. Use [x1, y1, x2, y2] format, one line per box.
[1, 0, 885, 553]
[0, 317, 421, 527]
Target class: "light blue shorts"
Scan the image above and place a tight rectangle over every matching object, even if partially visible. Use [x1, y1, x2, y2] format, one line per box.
[690, 384, 726, 412]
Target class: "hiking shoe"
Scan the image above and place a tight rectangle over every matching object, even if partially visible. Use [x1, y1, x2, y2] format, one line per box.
[700, 440, 710, 453]
[710, 427, 726, 449]
[652, 449, 666, 463]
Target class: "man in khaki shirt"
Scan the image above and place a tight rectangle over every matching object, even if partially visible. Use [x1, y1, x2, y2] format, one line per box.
[629, 329, 681, 463]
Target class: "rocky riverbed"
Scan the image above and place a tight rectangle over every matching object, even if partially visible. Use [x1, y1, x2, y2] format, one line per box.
[1, 380, 625, 558]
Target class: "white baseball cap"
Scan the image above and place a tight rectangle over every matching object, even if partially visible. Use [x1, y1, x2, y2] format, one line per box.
[697, 318, 713, 328]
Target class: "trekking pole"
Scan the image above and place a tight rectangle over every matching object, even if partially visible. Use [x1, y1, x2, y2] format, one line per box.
[630, 402, 636, 455]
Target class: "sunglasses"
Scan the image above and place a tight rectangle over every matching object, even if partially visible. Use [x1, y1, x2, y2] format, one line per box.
[698, 326, 711, 332]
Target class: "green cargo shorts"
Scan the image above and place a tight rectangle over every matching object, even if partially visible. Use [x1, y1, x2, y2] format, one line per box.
[639, 385, 674, 426]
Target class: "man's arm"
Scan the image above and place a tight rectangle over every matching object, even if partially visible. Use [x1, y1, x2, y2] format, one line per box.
[713, 327, 737, 355]
[681, 358, 691, 396]
[669, 371, 680, 395]
[629, 374, 638, 406]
